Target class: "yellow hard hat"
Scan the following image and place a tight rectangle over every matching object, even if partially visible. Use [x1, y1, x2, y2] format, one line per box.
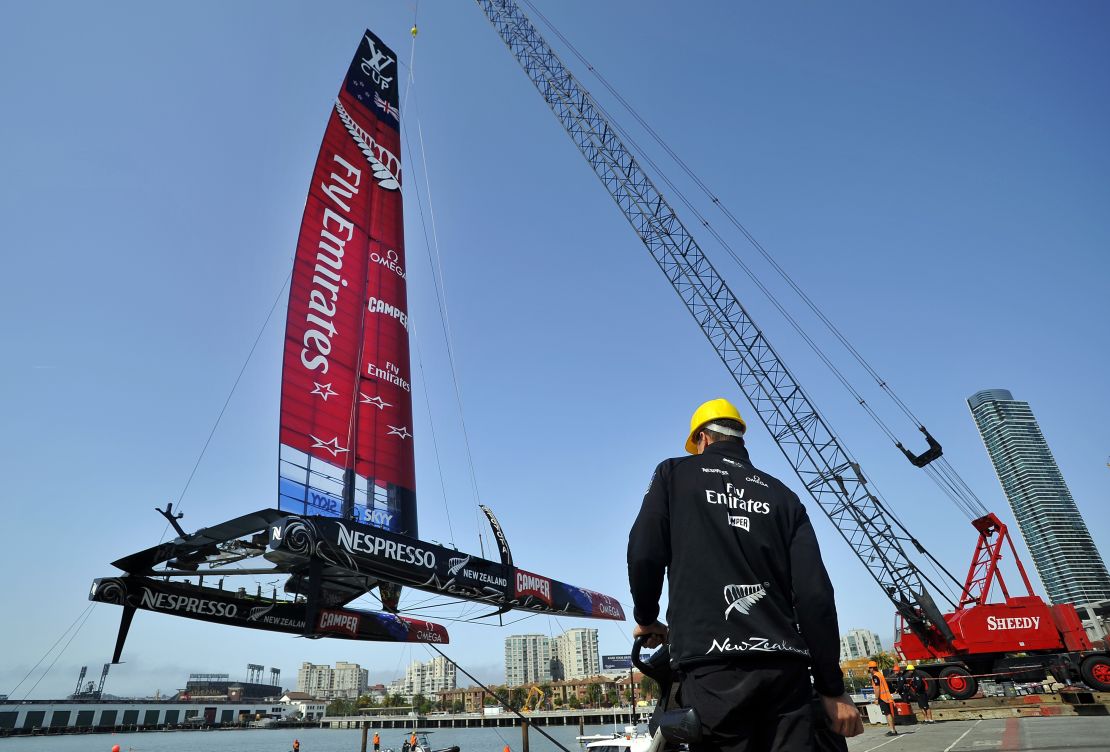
[686, 398, 746, 453]
[906, 664, 915, 670]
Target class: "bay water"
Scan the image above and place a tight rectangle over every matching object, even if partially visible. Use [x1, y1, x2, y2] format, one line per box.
[0, 723, 621, 752]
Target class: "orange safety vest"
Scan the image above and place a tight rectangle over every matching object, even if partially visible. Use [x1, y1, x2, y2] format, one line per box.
[373, 734, 380, 744]
[870, 671, 893, 703]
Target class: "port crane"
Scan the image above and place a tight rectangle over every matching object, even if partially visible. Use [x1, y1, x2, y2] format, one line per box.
[475, 0, 1110, 697]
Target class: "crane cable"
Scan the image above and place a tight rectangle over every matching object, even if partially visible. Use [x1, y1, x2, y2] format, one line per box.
[509, 4, 968, 601]
[522, 1, 988, 521]
[527, 46, 964, 600]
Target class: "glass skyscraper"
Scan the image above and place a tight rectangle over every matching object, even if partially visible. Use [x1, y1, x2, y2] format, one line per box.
[968, 389, 1110, 606]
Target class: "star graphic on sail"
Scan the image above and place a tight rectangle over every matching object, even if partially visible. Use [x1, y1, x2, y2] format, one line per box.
[360, 394, 391, 410]
[387, 425, 412, 440]
[309, 435, 350, 457]
[312, 382, 338, 401]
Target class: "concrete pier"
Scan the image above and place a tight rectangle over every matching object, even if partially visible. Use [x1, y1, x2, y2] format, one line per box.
[324, 707, 646, 730]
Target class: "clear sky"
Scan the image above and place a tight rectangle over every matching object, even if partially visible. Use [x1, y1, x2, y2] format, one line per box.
[2, 1, 1108, 699]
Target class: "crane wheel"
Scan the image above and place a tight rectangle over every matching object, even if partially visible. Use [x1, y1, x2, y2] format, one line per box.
[1080, 655, 1110, 692]
[939, 666, 977, 700]
[922, 674, 940, 701]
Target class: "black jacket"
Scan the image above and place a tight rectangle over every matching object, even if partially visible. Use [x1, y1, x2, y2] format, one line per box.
[627, 440, 844, 697]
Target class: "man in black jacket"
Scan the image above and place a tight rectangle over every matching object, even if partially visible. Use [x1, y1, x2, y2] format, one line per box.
[628, 398, 862, 751]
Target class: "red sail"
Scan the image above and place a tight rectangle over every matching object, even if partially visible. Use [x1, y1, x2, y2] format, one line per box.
[278, 30, 416, 536]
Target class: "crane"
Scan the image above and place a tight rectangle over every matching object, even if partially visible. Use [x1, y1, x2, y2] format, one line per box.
[475, 0, 1110, 697]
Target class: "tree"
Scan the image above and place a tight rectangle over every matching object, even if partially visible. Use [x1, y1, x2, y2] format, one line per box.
[326, 697, 357, 717]
[509, 688, 526, 711]
[638, 675, 660, 700]
[412, 693, 434, 715]
[569, 696, 581, 710]
[870, 652, 897, 671]
[604, 690, 618, 707]
[452, 700, 465, 713]
[585, 683, 603, 708]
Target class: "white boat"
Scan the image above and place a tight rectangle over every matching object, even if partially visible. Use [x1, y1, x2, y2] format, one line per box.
[580, 726, 653, 752]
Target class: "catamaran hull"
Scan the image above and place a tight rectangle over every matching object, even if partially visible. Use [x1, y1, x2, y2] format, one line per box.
[89, 575, 448, 643]
[266, 514, 625, 620]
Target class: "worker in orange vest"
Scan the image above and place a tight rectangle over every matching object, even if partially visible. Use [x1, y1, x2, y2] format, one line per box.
[868, 661, 897, 737]
[409, 731, 418, 750]
[373, 731, 380, 751]
[293, 740, 301, 752]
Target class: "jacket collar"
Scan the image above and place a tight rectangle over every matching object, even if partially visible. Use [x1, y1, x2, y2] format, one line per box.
[702, 440, 751, 466]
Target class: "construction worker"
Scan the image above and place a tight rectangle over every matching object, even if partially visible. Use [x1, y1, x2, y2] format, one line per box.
[293, 739, 300, 752]
[373, 731, 381, 751]
[905, 664, 934, 723]
[409, 731, 418, 751]
[628, 398, 863, 751]
[867, 662, 897, 737]
[890, 664, 908, 702]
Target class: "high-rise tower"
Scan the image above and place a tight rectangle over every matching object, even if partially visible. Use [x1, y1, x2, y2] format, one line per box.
[968, 389, 1110, 606]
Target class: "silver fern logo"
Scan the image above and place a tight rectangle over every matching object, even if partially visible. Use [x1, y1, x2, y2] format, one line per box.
[247, 604, 276, 622]
[723, 583, 766, 619]
[447, 555, 471, 577]
[335, 100, 401, 191]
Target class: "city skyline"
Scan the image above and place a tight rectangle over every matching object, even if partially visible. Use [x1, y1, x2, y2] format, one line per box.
[2, 1, 1108, 699]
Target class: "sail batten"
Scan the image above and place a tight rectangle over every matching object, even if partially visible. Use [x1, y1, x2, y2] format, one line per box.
[279, 30, 416, 536]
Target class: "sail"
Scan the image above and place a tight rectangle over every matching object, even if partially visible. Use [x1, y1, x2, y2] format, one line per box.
[278, 30, 416, 537]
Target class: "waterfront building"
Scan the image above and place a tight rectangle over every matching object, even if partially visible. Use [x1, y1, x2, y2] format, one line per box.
[280, 692, 327, 720]
[0, 698, 295, 733]
[438, 686, 490, 713]
[178, 672, 282, 703]
[838, 628, 882, 662]
[553, 628, 600, 681]
[968, 389, 1110, 606]
[296, 661, 368, 700]
[394, 656, 457, 701]
[504, 634, 554, 685]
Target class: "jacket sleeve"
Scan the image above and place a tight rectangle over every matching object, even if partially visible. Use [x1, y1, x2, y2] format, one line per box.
[788, 498, 845, 697]
[627, 462, 671, 627]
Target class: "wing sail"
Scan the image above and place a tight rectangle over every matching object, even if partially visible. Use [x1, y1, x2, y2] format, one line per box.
[278, 29, 416, 537]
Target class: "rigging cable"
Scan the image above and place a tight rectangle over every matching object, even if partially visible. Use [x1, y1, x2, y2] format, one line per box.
[171, 269, 292, 518]
[21, 604, 98, 701]
[401, 22, 457, 549]
[401, 30, 489, 560]
[424, 643, 574, 752]
[523, 1, 989, 519]
[6, 603, 95, 698]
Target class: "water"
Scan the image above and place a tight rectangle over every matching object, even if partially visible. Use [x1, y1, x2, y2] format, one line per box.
[0, 723, 619, 752]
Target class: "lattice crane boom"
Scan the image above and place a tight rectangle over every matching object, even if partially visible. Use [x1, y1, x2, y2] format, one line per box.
[476, 0, 954, 644]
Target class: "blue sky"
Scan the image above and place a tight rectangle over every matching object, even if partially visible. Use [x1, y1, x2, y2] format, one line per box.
[2, 1, 1107, 698]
